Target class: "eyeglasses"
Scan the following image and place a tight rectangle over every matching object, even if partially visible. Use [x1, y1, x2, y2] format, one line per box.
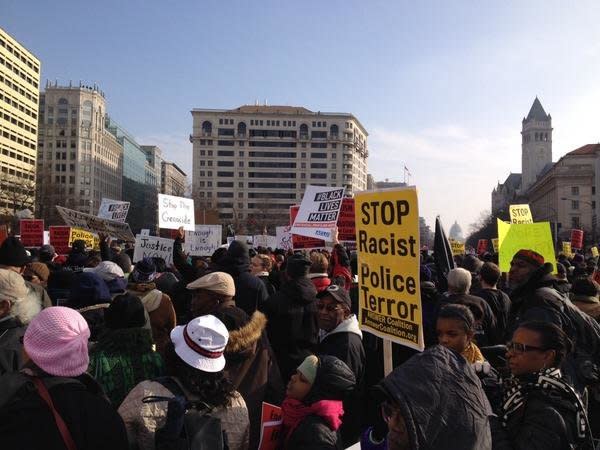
[506, 342, 547, 354]
[316, 303, 343, 313]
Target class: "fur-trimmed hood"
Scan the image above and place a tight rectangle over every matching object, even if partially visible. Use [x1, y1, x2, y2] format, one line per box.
[225, 310, 267, 354]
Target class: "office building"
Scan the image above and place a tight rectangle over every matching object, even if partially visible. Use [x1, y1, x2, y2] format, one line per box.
[0, 27, 41, 219]
[161, 161, 187, 197]
[190, 104, 368, 233]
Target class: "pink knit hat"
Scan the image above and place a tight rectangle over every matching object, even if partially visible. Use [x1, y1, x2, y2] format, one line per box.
[24, 306, 90, 377]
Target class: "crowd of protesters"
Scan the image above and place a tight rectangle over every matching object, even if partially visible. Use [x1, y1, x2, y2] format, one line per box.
[0, 227, 600, 449]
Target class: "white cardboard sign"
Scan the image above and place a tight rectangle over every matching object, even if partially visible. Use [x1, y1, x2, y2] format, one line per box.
[185, 225, 222, 256]
[97, 198, 130, 222]
[158, 194, 195, 231]
[290, 185, 345, 240]
[275, 226, 293, 251]
[133, 235, 174, 266]
[234, 235, 254, 247]
[56, 206, 135, 241]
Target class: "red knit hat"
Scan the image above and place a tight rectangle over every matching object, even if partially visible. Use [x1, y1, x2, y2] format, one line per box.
[513, 249, 545, 267]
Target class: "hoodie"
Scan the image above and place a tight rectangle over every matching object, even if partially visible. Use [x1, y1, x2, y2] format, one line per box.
[263, 276, 318, 382]
[380, 345, 493, 450]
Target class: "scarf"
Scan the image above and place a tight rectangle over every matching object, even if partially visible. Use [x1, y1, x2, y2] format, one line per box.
[462, 342, 484, 364]
[501, 368, 590, 443]
[281, 397, 344, 444]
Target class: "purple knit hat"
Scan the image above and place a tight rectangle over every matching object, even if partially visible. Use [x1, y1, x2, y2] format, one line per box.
[24, 306, 90, 377]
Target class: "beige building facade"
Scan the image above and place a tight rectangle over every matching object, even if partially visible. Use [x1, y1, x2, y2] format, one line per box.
[528, 144, 598, 243]
[0, 27, 40, 218]
[161, 161, 187, 197]
[190, 105, 368, 233]
[36, 83, 123, 224]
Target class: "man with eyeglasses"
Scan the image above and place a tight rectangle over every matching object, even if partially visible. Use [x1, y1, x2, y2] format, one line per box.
[316, 283, 365, 447]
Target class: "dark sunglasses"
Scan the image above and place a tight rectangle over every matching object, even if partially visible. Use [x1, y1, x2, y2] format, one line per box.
[506, 342, 546, 353]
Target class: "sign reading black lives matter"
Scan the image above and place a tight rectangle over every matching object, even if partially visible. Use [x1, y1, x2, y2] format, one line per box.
[291, 185, 345, 240]
[56, 206, 135, 242]
[354, 187, 423, 351]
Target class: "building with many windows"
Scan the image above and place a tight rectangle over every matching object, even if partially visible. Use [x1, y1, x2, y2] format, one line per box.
[36, 82, 122, 224]
[0, 27, 41, 221]
[190, 105, 368, 233]
[161, 161, 187, 197]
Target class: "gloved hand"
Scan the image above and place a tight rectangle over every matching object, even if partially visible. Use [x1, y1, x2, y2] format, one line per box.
[473, 361, 492, 376]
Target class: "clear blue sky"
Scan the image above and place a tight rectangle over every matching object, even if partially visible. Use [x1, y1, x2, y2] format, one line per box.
[4, 0, 600, 234]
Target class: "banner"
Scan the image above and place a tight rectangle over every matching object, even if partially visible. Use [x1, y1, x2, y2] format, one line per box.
[0, 225, 7, 246]
[185, 225, 222, 256]
[571, 229, 584, 249]
[509, 204, 534, 224]
[275, 226, 293, 251]
[19, 219, 44, 247]
[133, 235, 174, 266]
[497, 219, 556, 273]
[290, 185, 345, 240]
[49, 226, 71, 254]
[56, 206, 135, 241]
[97, 198, 130, 222]
[491, 238, 499, 253]
[562, 241, 572, 257]
[290, 206, 326, 250]
[258, 402, 283, 450]
[477, 239, 488, 255]
[69, 228, 100, 250]
[158, 194, 195, 231]
[449, 239, 465, 255]
[355, 187, 423, 350]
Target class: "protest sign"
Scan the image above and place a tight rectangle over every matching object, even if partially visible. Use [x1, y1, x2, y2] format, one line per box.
[355, 187, 423, 351]
[69, 228, 100, 250]
[140, 229, 150, 236]
[97, 198, 130, 222]
[477, 239, 488, 255]
[253, 234, 274, 249]
[185, 225, 222, 256]
[226, 236, 234, 246]
[19, 219, 44, 247]
[158, 194, 195, 231]
[562, 241, 572, 257]
[56, 206, 135, 241]
[133, 235, 174, 266]
[592, 246, 599, 258]
[0, 225, 7, 246]
[509, 204, 534, 224]
[290, 206, 326, 250]
[275, 226, 293, 251]
[235, 235, 254, 247]
[571, 229, 584, 249]
[49, 226, 71, 254]
[258, 402, 283, 450]
[337, 197, 356, 241]
[492, 238, 499, 253]
[450, 239, 465, 256]
[43, 231, 50, 245]
[497, 219, 556, 273]
[291, 185, 345, 240]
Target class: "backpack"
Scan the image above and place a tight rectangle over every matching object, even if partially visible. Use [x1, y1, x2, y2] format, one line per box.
[142, 376, 228, 450]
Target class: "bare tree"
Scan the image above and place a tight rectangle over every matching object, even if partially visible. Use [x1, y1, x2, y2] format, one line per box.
[1, 174, 36, 215]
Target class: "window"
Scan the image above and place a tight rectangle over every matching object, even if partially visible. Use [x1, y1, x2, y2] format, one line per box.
[311, 163, 327, 169]
[217, 171, 233, 177]
[572, 216, 580, 228]
[239, 182, 244, 187]
[311, 153, 327, 159]
[218, 161, 234, 167]
[217, 150, 234, 156]
[217, 192, 234, 198]
[572, 200, 579, 210]
[572, 186, 579, 195]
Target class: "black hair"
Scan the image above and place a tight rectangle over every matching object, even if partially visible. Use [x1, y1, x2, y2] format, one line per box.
[437, 304, 475, 333]
[164, 342, 236, 408]
[151, 257, 167, 273]
[517, 321, 572, 367]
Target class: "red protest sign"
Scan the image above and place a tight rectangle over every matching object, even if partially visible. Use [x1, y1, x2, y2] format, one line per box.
[337, 198, 356, 243]
[290, 205, 326, 250]
[571, 229, 584, 249]
[19, 219, 44, 247]
[477, 239, 488, 255]
[49, 226, 71, 254]
[258, 402, 282, 450]
[0, 225, 7, 246]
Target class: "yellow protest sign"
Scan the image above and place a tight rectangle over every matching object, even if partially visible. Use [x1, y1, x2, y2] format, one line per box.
[562, 242, 572, 257]
[492, 238, 499, 253]
[69, 228, 100, 250]
[509, 204, 533, 224]
[592, 246, 599, 258]
[355, 187, 423, 351]
[450, 239, 465, 255]
[497, 219, 556, 273]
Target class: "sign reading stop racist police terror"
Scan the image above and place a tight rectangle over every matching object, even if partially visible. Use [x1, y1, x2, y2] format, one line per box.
[355, 187, 423, 351]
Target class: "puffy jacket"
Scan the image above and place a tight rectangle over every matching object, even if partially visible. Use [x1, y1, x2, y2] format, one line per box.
[263, 276, 318, 382]
[0, 317, 25, 375]
[379, 345, 493, 450]
[473, 287, 512, 345]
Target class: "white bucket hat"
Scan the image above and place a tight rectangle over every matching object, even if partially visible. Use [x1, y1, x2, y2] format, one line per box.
[170, 314, 229, 372]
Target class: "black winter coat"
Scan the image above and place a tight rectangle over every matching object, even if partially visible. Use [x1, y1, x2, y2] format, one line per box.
[0, 372, 128, 450]
[285, 414, 342, 450]
[0, 317, 25, 375]
[263, 276, 318, 382]
[473, 288, 512, 345]
[491, 389, 587, 450]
